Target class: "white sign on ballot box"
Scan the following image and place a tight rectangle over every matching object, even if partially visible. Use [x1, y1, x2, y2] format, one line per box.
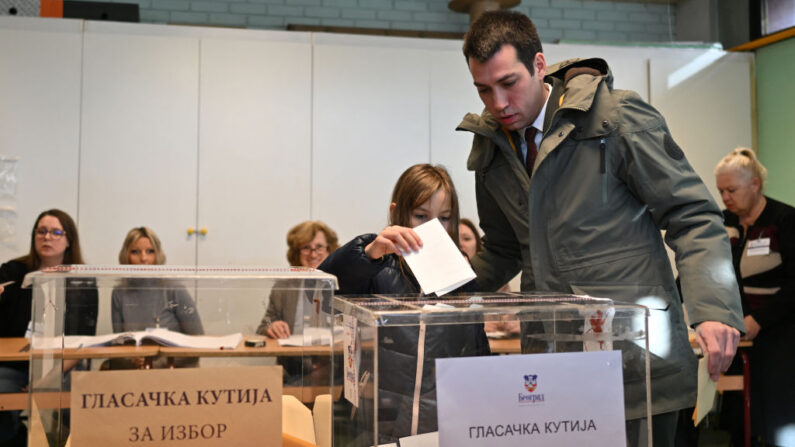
[436, 351, 626, 446]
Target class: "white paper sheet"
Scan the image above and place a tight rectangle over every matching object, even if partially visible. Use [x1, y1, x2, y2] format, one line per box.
[693, 357, 717, 426]
[399, 431, 438, 447]
[276, 326, 341, 347]
[436, 351, 626, 447]
[402, 218, 475, 296]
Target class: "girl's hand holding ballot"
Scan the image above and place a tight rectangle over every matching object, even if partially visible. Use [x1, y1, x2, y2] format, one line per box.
[364, 226, 423, 260]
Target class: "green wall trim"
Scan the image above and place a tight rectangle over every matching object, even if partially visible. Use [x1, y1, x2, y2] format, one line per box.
[756, 37, 795, 206]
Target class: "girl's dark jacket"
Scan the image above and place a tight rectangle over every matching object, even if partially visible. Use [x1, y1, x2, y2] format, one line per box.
[319, 233, 490, 442]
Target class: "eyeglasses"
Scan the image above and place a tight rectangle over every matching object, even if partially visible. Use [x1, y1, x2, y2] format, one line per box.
[35, 228, 66, 239]
[300, 244, 328, 255]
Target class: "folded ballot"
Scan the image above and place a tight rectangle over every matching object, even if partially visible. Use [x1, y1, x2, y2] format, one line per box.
[402, 218, 476, 296]
[33, 328, 242, 350]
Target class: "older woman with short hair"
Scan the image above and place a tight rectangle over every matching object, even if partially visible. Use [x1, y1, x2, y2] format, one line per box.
[258, 221, 339, 339]
[285, 220, 340, 270]
[715, 148, 795, 447]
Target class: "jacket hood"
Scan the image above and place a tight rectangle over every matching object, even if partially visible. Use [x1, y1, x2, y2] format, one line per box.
[545, 57, 612, 89]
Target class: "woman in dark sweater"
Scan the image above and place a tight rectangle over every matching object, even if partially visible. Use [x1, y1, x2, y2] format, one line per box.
[715, 148, 795, 447]
[320, 164, 490, 444]
[0, 209, 97, 446]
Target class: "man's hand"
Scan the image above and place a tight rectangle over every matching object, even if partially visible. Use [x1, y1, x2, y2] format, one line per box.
[266, 321, 291, 339]
[695, 321, 740, 382]
[741, 315, 760, 341]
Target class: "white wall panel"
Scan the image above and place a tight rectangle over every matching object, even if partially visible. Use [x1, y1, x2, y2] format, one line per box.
[78, 26, 200, 266]
[313, 35, 432, 244]
[0, 18, 82, 261]
[197, 36, 312, 266]
[428, 44, 484, 229]
[650, 49, 754, 203]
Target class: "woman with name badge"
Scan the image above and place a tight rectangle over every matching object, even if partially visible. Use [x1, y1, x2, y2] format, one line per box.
[715, 148, 795, 447]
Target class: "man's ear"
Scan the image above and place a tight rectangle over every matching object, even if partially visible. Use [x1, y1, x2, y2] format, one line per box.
[534, 52, 547, 79]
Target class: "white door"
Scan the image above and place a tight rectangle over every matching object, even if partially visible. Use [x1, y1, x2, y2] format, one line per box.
[194, 34, 313, 339]
[196, 34, 312, 267]
[78, 22, 201, 267]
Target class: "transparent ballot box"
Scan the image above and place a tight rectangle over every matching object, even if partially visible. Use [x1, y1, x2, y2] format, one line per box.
[333, 293, 652, 447]
[24, 265, 338, 446]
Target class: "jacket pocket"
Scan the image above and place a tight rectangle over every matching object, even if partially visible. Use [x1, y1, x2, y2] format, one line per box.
[570, 282, 681, 383]
[557, 243, 653, 273]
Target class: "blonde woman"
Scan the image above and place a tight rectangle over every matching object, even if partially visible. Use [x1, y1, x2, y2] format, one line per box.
[715, 148, 795, 446]
[109, 227, 203, 368]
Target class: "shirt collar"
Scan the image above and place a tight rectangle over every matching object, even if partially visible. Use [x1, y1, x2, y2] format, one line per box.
[522, 83, 552, 137]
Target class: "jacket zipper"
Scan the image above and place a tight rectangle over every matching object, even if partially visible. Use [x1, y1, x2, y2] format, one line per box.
[599, 138, 607, 204]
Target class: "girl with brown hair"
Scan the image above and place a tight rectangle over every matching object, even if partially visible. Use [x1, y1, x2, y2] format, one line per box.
[319, 164, 489, 444]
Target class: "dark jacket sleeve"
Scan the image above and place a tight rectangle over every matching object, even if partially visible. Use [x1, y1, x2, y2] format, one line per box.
[471, 171, 524, 292]
[751, 210, 795, 329]
[0, 261, 31, 338]
[318, 234, 388, 295]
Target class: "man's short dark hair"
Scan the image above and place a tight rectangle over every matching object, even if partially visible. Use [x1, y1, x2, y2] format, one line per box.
[463, 10, 543, 75]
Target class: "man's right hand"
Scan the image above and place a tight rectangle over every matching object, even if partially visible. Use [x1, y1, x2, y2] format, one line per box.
[266, 321, 291, 339]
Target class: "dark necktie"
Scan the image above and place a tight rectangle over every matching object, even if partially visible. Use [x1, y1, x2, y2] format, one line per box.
[525, 127, 538, 176]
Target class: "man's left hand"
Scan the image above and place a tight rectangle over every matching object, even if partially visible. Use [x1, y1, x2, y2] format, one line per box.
[695, 321, 740, 382]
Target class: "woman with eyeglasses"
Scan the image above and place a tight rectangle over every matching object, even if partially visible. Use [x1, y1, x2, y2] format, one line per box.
[257, 221, 339, 340]
[0, 209, 98, 445]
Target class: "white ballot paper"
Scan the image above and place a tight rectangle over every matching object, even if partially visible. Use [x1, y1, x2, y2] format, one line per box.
[436, 351, 626, 446]
[399, 431, 439, 447]
[402, 218, 476, 296]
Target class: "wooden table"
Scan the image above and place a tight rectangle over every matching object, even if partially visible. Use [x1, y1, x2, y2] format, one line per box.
[160, 336, 338, 358]
[0, 337, 33, 362]
[0, 337, 341, 411]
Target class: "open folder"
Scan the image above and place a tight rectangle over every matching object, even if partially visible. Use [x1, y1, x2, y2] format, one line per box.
[33, 328, 242, 350]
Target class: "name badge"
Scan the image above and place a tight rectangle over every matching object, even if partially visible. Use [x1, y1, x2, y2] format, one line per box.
[747, 238, 770, 256]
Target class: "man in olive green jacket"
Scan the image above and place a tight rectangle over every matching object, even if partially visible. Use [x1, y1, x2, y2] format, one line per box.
[458, 11, 744, 446]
